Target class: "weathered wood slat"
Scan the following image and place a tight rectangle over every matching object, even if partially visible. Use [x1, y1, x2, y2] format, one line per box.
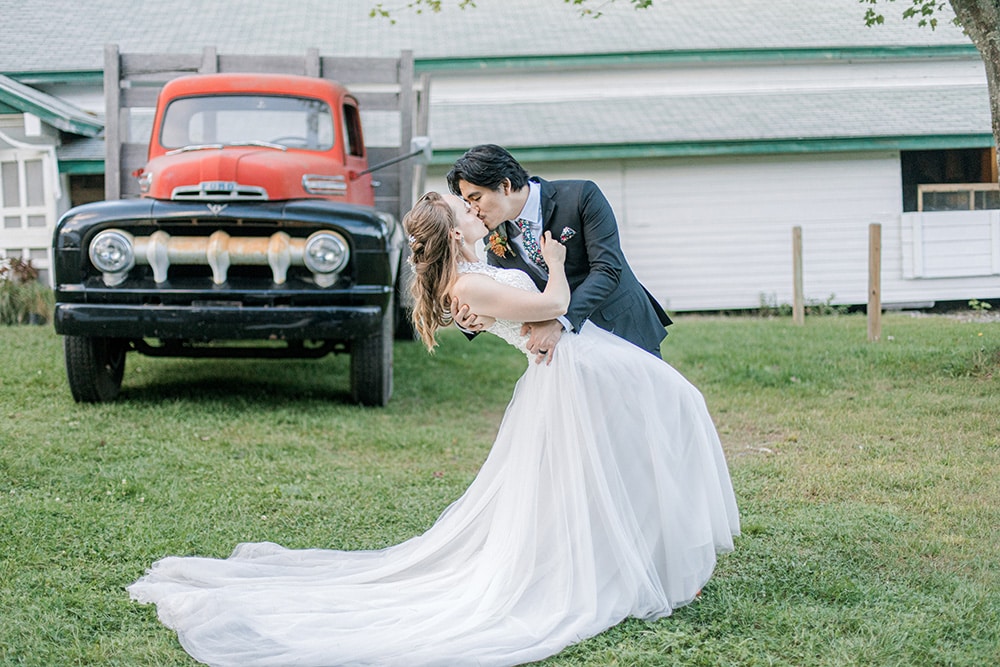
[371, 170, 401, 192]
[397, 51, 415, 218]
[122, 143, 147, 165]
[120, 87, 162, 108]
[104, 45, 122, 200]
[216, 54, 313, 75]
[320, 57, 402, 84]
[349, 91, 402, 111]
[120, 53, 203, 76]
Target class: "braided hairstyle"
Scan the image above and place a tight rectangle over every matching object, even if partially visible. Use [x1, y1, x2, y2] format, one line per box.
[403, 192, 464, 351]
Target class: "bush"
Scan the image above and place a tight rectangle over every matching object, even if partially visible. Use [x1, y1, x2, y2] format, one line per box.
[0, 258, 53, 325]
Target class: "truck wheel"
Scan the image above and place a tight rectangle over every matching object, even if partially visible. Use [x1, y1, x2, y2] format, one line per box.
[64, 336, 127, 403]
[351, 296, 394, 406]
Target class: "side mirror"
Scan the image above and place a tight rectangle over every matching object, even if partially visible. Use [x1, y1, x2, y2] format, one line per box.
[352, 136, 434, 178]
[411, 136, 432, 165]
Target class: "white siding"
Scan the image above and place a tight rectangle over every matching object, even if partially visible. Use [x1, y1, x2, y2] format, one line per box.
[428, 151, 1000, 311]
[600, 152, 901, 311]
[901, 211, 1000, 278]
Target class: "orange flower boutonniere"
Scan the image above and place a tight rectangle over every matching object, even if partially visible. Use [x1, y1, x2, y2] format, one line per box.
[487, 229, 513, 258]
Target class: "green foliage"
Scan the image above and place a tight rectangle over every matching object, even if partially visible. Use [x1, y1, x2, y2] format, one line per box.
[565, 0, 653, 17]
[968, 297, 993, 313]
[1, 315, 998, 665]
[370, 0, 653, 22]
[0, 258, 53, 326]
[860, 0, 957, 30]
[755, 292, 851, 318]
[370, 0, 477, 23]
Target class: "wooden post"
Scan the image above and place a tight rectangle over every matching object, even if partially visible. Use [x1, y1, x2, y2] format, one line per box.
[792, 226, 804, 325]
[103, 44, 121, 200]
[868, 223, 882, 342]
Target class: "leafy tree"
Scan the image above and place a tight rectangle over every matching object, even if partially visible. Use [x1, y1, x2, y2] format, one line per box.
[862, 1, 1000, 177]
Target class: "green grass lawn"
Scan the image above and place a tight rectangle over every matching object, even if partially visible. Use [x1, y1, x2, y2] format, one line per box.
[1, 313, 998, 666]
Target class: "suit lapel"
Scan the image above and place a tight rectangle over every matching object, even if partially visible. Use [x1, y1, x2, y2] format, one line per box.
[537, 177, 558, 234]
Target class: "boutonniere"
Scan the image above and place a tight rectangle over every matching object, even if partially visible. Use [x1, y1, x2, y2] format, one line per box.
[560, 226, 577, 242]
[487, 228, 514, 258]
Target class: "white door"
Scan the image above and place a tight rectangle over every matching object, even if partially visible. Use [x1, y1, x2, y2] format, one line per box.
[0, 148, 57, 284]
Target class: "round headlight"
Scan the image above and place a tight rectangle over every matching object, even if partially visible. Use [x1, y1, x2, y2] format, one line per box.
[89, 229, 135, 273]
[303, 232, 349, 274]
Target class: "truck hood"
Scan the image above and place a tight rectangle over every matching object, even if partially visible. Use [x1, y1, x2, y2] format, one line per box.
[142, 147, 346, 201]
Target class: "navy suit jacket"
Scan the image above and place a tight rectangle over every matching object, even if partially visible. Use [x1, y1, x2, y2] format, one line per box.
[486, 177, 671, 356]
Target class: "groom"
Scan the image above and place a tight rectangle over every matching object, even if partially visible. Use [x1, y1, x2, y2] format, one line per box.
[446, 144, 671, 362]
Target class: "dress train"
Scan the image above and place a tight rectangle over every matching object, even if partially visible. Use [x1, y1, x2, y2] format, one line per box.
[128, 264, 739, 667]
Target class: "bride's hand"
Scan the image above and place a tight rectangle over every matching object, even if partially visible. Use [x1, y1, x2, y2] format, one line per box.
[539, 231, 566, 266]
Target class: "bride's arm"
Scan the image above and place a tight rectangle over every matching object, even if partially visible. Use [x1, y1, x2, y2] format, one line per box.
[453, 272, 568, 323]
[454, 233, 569, 323]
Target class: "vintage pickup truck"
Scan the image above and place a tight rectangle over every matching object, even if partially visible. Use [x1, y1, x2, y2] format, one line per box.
[52, 53, 428, 407]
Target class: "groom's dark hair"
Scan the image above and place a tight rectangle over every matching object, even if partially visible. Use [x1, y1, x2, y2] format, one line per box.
[446, 144, 530, 195]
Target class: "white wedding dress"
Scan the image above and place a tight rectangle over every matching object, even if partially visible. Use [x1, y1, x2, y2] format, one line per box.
[128, 262, 740, 667]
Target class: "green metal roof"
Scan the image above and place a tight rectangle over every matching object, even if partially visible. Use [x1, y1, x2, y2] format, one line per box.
[0, 0, 987, 168]
[0, 74, 103, 137]
[415, 44, 982, 73]
[426, 84, 994, 163]
[0, 0, 974, 72]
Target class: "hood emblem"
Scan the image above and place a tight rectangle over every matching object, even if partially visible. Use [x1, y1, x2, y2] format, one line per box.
[207, 203, 228, 216]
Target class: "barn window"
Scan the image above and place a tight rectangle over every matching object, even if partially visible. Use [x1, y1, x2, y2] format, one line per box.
[900, 148, 997, 212]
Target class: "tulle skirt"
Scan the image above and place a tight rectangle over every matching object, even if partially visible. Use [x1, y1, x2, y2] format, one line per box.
[128, 322, 740, 666]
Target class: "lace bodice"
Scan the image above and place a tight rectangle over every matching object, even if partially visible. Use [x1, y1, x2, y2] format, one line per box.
[458, 261, 537, 357]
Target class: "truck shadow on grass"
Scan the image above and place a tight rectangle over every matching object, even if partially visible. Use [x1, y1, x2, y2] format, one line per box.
[114, 357, 356, 405]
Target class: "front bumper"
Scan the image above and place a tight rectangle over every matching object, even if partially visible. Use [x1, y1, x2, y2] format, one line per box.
[54, 303, 381, 341]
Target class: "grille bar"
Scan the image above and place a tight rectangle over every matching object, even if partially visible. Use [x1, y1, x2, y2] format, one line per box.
[134, 230, 304, 284]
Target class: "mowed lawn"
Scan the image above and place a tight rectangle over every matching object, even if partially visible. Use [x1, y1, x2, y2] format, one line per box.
[0, 312, 997, 666]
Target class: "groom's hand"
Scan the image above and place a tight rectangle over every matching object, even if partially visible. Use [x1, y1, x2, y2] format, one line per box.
[522, 319, 564, 365]
[452, 302, 492, 333]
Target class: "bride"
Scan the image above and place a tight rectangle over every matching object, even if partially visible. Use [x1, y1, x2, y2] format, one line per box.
[128, 191, 740, 667]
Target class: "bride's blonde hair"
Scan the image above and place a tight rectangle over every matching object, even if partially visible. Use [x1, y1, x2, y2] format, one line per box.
[403, 192, 464, 351]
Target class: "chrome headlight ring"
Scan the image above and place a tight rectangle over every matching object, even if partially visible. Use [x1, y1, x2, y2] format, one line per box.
[303, 231, 349, 276]
[89, 229, 135, 284]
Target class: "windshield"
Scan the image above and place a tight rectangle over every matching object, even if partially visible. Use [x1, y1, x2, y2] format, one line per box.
[160, 94, 335, 150]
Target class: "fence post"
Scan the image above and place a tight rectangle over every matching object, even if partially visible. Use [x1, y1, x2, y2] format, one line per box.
[868, 223, 882, 342]
[792, 226, 804, 325]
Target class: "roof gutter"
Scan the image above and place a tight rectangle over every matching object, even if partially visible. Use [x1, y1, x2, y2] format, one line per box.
[415, 44, 981, 74]
[429, 134, 995, 165]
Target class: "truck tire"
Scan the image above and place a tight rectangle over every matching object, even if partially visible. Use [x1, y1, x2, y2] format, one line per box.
[64, 336, 127, 403]
[350, 296, 394, 406]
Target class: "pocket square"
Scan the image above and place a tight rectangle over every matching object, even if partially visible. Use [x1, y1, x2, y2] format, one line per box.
[559, 227, 577, 242]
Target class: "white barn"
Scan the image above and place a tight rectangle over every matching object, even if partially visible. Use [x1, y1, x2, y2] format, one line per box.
[1, 0, 997, 310]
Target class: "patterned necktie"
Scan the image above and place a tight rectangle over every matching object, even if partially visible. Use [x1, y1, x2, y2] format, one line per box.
[514, 218, 548, 272]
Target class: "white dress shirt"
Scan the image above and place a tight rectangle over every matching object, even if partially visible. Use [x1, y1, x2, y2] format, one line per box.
[510, 180, 574, 332]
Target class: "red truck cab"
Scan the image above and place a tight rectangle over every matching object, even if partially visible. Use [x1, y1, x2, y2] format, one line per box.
[138, 73, 374, 205]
